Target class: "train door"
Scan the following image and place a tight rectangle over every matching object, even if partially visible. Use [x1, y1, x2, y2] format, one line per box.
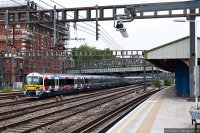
[74, 76, 77, 89]
[55, 77, 59, 91]
[77, 76, 84, 89]
[74, 76, 84, 90]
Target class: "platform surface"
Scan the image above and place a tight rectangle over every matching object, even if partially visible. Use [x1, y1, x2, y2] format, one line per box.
[107, 86, 195, 133]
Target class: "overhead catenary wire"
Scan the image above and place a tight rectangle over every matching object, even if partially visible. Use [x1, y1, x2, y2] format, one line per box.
[100, 34, 119, 50]
[99, 28, 122, 50]
[23, 0, 96, 38]
[10, 0, 23, 6]
[49, 0, 96, 29]
[38, 0, 97, 36]
[39, 0, 121, 50]
[38, 0, 96, 32]
[48, 0, 123, 50]
[10, 0, 68, 35]
[99, 25, 124, 50]
[13, 0, 123, 50]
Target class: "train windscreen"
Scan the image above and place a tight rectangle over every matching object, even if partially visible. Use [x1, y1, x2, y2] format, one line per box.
[26, 76, 43, 85]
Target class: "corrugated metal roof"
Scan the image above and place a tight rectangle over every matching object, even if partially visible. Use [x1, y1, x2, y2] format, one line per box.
[144, 36, 200, 59]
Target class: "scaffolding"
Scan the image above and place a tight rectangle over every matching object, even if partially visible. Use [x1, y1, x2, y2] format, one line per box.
[0, 1, 70, 85]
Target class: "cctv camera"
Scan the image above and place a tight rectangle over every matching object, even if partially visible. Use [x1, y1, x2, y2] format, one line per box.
[114, 17, 129, 38]
[119, 28, 129, 38]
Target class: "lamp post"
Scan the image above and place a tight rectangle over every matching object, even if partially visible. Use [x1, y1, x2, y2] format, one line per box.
[174, 18, 199, 109]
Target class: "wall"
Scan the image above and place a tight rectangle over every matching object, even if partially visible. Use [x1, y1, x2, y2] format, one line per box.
[175, 60, 189, 97]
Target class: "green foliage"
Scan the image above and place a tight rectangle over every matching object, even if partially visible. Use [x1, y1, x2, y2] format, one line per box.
[16, 86, 25, 91]
[151, 79, 162, 89]
[0, 85, 25, 93]
[72, 44, 116, 63]
[164, 77, 174, 86]
[0, 86, 12, 93]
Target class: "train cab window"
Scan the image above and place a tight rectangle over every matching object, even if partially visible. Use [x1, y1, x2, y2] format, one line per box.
[38, 77, 43, 85]
[26, 76, 43, 85]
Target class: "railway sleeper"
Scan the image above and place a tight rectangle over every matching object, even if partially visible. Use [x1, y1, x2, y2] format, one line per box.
[7, 129, 26, 133]
[43, 118, 56, 121]
[9, 125, 38, 132]
[18, 125, 36, 129]
[34, 122, 47, 125]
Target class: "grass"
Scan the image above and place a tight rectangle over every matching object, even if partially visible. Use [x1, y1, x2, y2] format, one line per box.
[0, 86, 25, 93]
[0, 86, 13, 93]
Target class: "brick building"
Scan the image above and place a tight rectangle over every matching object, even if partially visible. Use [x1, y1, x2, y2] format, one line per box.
[0, 1, 69, 85]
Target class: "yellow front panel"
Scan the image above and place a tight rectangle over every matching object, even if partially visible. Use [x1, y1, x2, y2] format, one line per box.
[25, 85, 43, 90]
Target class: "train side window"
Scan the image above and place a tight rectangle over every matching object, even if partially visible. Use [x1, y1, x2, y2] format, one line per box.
[44, 79, 55, 86]
[59, 79, 66, 86]
[67, 79, 74, 85]
[85, 79, 88, 84]
[77, 78, 84, 84]
[64, 79, 68, 85]
[50, 79, 55, 86]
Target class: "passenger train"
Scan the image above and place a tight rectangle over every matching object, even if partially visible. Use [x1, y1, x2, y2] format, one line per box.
[24, 72, 151, 98]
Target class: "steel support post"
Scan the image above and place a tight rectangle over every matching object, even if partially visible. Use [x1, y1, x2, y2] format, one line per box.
[96, 5, 99, 40]
[189, 9, 198, 108]
[143, 59, 146, 91]
[5, 10, 9, 54]
[54, 5, 57, 48]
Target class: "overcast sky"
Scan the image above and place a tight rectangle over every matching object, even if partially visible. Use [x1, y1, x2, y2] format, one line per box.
[32, 0, 198, 50]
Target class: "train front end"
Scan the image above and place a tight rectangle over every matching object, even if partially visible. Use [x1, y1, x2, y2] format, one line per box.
[24, 73, 44, 98]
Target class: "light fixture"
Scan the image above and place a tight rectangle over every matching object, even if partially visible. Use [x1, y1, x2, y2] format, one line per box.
[115, 18, 129, 38]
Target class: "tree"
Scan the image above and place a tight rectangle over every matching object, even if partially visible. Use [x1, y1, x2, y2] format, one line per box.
[72, 44, 116, 63]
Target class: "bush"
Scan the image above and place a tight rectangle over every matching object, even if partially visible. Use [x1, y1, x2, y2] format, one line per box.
[164, 77, 174, 86]
[151, 79, 162, 89]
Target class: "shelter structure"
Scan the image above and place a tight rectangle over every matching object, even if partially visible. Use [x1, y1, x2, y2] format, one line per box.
[144, 36, 200, 97]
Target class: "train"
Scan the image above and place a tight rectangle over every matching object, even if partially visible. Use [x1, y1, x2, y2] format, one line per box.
[24, 72, 152, 98]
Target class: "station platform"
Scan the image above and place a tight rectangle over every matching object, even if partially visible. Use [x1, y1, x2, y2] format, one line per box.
[107, 86, 195, 133]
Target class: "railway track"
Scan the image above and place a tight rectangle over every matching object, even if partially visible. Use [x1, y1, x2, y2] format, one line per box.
[0, 83, 143, 108]
[70, 90, 158, 133]
[0, 91, 23, 100]
[0, 85, 145, 133]
[0, 85, 138, 122]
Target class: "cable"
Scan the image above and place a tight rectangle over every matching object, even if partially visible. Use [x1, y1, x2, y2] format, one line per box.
[48, 0, 121, 50]
[23, 0, 121, 50]
[10, 0, 23, 6]
[70, 25, 96, 36]
[99, 25, 124, 50]
[10, 0, 67, 35]
[38, 0, 52, 9]
[100, 35, 119, 50]
[99, 29, 122, 50]
[38, 0, 97, 37]
[49, 0, 96, 29]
